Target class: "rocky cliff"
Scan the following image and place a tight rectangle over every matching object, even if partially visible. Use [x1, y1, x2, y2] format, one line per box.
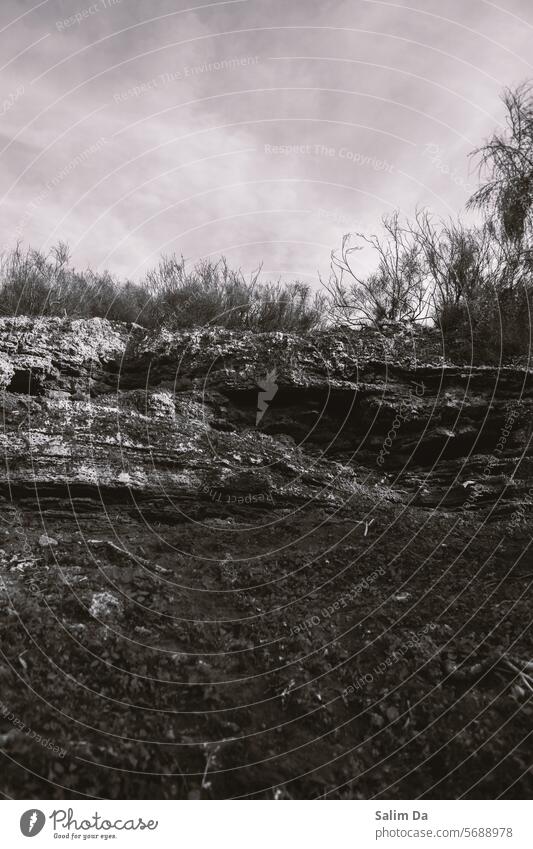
[0, 316, 531, 517]
[0, 318, 532, 799]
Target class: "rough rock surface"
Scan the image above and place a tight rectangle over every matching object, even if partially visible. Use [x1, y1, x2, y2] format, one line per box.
[0, 316, 531, 515]
[0, 317, 532, 799]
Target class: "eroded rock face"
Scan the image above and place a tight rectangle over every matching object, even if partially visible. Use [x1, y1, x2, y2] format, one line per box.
[0, 316, 531, 517]
[0, 317, 532, 800]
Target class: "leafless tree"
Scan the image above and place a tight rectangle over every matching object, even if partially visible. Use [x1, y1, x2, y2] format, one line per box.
[468, 82, 533, 247]
[413, 211, 492, 312]
[325, 212, 428, 326]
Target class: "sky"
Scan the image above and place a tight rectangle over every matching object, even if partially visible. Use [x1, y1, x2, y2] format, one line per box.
[0, 0, 532, 285]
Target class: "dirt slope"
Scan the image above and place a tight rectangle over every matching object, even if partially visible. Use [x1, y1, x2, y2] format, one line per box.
[0, 318, 531, 798]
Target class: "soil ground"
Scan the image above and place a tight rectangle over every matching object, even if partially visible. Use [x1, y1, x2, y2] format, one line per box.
[0, 493, 532, 799]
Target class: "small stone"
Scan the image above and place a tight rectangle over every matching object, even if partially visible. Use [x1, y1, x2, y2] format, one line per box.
[89, 591, 122, 621]
[38, 534, 58, 547]
[385, 706, 400, 722]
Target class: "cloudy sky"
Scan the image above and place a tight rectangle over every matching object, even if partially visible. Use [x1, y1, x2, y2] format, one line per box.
[0, 0, 532, 284]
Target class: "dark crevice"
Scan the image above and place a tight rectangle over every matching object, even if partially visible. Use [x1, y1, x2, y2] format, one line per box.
[6, 369, 44, 396]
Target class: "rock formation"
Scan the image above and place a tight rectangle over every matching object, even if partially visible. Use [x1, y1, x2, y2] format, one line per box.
[0, 317, 531, 799]
[0, 316, 531, 516]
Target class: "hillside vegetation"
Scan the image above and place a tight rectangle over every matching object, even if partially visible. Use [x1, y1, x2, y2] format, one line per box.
[2, 83, 533, 363]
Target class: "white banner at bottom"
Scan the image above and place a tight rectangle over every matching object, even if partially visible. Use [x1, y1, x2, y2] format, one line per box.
[2, 800, 532, 848]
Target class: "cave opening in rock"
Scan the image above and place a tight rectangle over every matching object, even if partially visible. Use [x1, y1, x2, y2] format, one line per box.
[6, 369, 44, 395]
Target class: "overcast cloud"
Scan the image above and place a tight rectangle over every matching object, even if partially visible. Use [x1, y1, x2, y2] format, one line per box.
[0, 0, 532, 284]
